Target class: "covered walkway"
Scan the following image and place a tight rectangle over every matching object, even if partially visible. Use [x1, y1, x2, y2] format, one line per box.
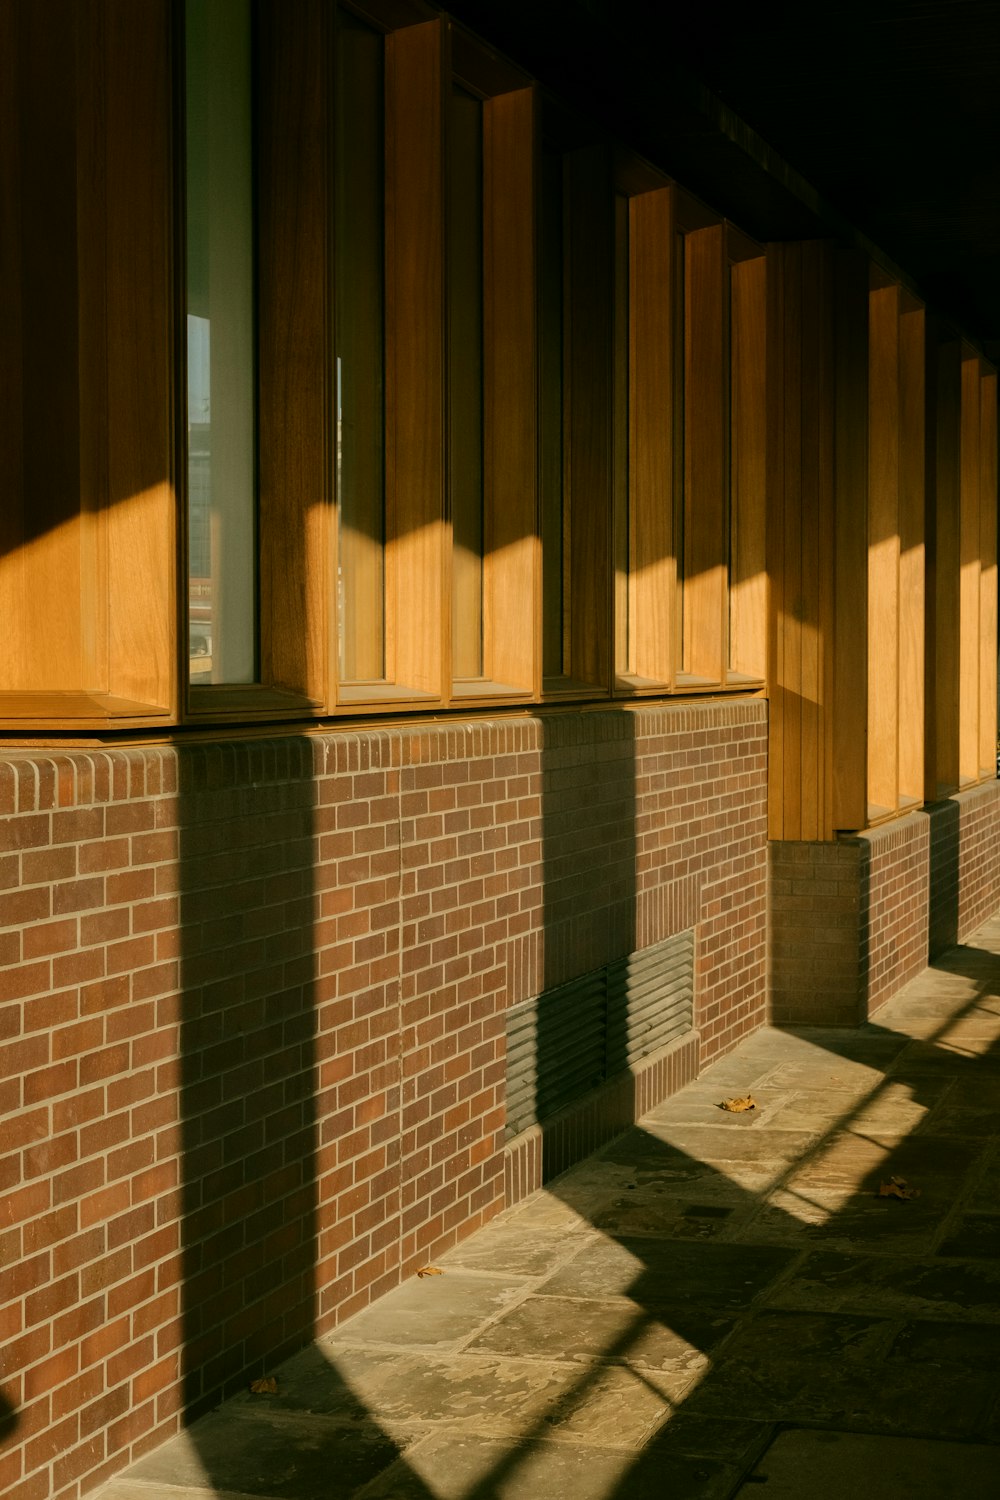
[98, 917, 1000, 1499]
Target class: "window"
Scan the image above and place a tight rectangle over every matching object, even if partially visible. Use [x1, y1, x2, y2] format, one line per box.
[185, 0, 257, 687]
[0, 0, 782, 735]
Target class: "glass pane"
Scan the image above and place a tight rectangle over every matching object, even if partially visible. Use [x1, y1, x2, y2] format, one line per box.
[185, 0, 256, 685]
[336, 12, 386, 684]
[449, 86, 485, 681]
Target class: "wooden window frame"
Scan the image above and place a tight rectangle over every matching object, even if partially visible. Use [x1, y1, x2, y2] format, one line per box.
[930, 333, 999, 796]
[539, 119, 614, 700]
[679, 206, 766, 693]
[866, 275, 925, 822]
[0, 0, 178, 733]
[446, 32, 537, 705]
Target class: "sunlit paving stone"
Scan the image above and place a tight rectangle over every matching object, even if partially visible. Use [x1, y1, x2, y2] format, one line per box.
[467, 1295, 720, 1395]
[92, 917, 1000, 1500]
[359, 1431, 739, 1499]
[336, 1352, 604, 1442]
[763, 1058, 885, 1093]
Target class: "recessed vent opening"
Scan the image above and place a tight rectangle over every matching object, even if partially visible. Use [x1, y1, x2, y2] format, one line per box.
[505, 930, 695, 1140]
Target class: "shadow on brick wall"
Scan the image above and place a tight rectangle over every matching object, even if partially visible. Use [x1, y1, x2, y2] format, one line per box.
[927, 798, 961, 957]
[177, 738, 322, 1422]
[532, 711, 639, 1162]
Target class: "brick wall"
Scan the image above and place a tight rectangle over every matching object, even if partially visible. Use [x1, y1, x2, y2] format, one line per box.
[0, 698, 768, 1500]
[930, 779, 1000, 951]
[770, 782, 1000, 1026]
[769, 818, 928, 1026]
[856, 813, 929, 1016]
[768, 840, 864, 1026]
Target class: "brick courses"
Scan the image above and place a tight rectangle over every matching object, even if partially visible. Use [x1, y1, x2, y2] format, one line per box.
[0, 696, 763, 1498]
[770, 782, 1000, 1026]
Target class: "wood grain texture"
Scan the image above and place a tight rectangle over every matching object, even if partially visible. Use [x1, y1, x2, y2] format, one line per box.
[979, 369, 998, 778]
[0, 0, 176, 723]
[561, 145, 612, 692]
[257, 0, 331, 708]
[627, 186, 675, 687]
[0, 2, 83, 694]
[898, 302, 925, 803]
[482, 85, 537, 695]
[933, 338, 962, 794]
[101, 0, 175, 714]
[385, 19, 446, 698]
[867, 282, 900, 815]
[959, 349, 982, 783]
[729, 251, 766, 682]
[767, 242, 842, 840]
[683, 223, 727, 684]
[832, 248, 869, 832]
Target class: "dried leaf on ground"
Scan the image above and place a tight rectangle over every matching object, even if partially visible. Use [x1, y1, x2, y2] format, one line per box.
[878, 1175, 921, 1201]
[720, 1095, 756, 1113]
[416, 1266, 444, 1278]
[250, 1377, 278, 1394]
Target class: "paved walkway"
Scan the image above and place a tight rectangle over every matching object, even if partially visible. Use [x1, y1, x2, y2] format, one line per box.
[98, 918, 1000, 1499]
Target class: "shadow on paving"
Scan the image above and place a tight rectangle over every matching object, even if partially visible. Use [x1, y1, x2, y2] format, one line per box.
[102, 923, 1000, 1499]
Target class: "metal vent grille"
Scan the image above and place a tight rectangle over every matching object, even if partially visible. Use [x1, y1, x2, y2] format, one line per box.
[505, 930, 694, 1140]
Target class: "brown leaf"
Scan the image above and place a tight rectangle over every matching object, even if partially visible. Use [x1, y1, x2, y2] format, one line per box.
[250, 1377, 278, 1394]
[878, 1175, 921, 1201]
[720, 1095, 756, 1113]
[416, 1265, 444, 1278]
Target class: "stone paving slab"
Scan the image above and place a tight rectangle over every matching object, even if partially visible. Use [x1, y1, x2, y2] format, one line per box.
[95, 916, 1000, 1500]
[734, 1429, 1000, 1498]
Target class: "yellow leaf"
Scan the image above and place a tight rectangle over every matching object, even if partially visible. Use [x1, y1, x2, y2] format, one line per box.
[720, 1095, 756, 1113]
[416, 1265, 444, 1278]
[878, 1176, 920, 1200]
[250, 1377, 278, 1394]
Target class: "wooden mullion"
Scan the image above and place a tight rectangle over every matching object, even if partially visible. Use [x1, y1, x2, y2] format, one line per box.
[832, 249, 869, 832]
[683, 222, 727, 685]
[255, 0, 332, 709]
[628, 186, 675, 688]
[482, 85, 537, 695]
[866, 281, 900, 816]
[959, 348, 982, 783]
[385, 18, 447, 699]
[897, 302, 925, 804]
[978, 368, 998, 779]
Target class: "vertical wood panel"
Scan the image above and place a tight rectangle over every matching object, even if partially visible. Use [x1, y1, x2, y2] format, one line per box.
[765, 244, 786, 839]
[385, 20, 446, 696]
[979, 369, 998, 777]
[781, 244, 803, 837]
[867, 282, 900, 816]
[0, 0, 27, 686]
[483, 85, 536, 693]
[816, 245, 836, 839]
[934, 339, 961, 793]
[832, 249, 869, 831]
[257, 0, 330, 706]
[799, 243, 823, 838]
[729, 253, 766, 681]
[102, 0, 175, 711]
[0, 2, 83, 692]
[959, 350, 982, 782]
[629, 186, 675, 685]
[898, 304, 925, 803]
[563, 146, 612, 691]
[683, 223, 726, 683]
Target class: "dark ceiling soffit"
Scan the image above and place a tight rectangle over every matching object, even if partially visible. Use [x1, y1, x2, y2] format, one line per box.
[442, 0, 994, 349]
